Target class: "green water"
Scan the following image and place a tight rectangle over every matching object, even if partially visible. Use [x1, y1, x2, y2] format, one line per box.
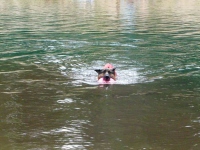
[1, 0, 200, 149]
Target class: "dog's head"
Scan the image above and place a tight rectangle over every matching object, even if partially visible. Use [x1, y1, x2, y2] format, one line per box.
[95, 67, 116, 81]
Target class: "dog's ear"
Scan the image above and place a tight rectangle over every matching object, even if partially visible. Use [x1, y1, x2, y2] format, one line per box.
[112, 68, 116, 72]
[94, 69, 102, 74]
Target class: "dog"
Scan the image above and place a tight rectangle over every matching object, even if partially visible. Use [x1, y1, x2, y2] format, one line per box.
[95, 63, 117, 83]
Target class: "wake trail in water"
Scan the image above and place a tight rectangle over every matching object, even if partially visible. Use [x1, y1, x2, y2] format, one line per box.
[45, 57, 147, 85]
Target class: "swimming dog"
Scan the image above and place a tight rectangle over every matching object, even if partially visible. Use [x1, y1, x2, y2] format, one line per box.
[95, 63, 117, 83]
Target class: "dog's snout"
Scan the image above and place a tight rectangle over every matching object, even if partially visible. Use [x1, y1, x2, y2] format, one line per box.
[105, 72, 109, 76]
[104, 72, 110, 81]
[104, 76, 110, 81]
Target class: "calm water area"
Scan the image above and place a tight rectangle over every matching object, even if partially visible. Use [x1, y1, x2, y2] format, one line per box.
[1, 0, 200, 149]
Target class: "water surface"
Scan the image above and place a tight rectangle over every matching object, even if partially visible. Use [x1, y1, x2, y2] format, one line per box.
[0, 0, 200, 149]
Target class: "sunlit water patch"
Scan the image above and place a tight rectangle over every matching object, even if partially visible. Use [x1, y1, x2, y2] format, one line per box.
[42, 120, 92, 149]
[57, 98, 74, 104]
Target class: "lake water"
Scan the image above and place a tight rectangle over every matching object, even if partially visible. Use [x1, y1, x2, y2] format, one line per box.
[1, 0, 200, 149]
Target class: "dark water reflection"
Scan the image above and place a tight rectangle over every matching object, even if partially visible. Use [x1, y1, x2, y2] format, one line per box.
[1, 0, 200, 149]
[2, 76, 200, 149]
